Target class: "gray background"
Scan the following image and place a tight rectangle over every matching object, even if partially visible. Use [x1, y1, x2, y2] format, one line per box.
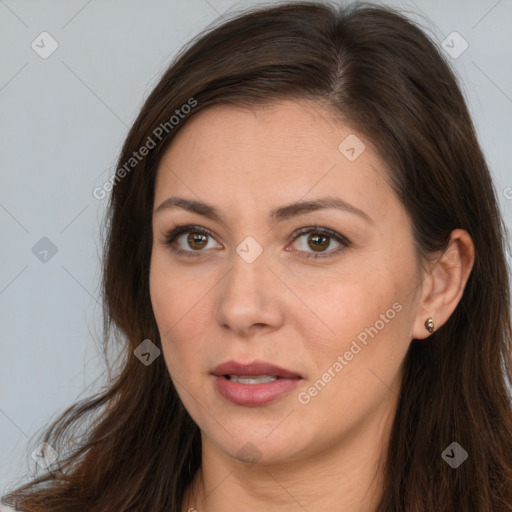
[1, 0, 511, 495]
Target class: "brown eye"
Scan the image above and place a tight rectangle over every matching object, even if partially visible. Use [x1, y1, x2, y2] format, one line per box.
[164, 224, 350, 260]
[290, 226, 351, 259]
[186, 232, 208, 250]
[307, 233, 330, 252]
[164, 225, 221, 257]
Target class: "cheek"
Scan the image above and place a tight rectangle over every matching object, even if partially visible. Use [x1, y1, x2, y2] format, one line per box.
[303, 266, 399, 342]
[149, 250, 214, 371]
[150, 248, 202, 331]
[300, 257, 414, 387]
[298, 278, 410, 431]
[149, 257, 221, 434]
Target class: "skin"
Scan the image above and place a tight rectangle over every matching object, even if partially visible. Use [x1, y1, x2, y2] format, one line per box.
[148, 99, 474, 512]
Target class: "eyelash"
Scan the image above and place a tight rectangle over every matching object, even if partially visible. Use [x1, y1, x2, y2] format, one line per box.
[163, 224, 351, 260]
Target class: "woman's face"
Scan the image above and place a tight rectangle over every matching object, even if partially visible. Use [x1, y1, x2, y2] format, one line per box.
[150, 99, 425, 466]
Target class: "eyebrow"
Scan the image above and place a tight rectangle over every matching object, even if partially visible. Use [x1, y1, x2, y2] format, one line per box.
[154, 196, 373, 224]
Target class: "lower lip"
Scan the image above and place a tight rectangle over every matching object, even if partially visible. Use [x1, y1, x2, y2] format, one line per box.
[213, 375, 301, 406]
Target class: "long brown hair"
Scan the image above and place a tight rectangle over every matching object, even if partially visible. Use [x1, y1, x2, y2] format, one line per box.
[3, 1, 512, 510]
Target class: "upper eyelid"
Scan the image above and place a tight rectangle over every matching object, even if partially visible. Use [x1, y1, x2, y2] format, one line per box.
[165, 224, 349, 248]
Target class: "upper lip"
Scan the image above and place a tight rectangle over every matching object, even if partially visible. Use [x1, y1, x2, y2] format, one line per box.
[212, 360, 302, 379]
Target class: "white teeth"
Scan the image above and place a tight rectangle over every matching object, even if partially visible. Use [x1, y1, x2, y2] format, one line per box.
[227, 375, 278, 384]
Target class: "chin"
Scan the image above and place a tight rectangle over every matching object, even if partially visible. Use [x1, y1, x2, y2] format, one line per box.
[201, 419, 310, 466]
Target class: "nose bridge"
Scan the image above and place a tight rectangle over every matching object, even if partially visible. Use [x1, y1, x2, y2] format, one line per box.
[215, 237, 283, 333]
[225, 237, 269, 302]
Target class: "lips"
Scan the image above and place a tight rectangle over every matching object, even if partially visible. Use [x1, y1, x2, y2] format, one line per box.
[212, 360, 302, 379]
[211, 360, 303, 406]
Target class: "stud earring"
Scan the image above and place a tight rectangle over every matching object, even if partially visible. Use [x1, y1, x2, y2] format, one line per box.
[425, 317, 435, 333]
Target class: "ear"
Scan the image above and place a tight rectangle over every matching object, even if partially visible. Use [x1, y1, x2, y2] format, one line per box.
[412, 229, 475, 340]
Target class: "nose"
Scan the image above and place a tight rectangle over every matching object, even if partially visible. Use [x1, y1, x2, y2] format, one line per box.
[214, 248, 285, 337]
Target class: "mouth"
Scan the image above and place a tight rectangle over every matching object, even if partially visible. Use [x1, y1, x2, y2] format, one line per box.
[223, 375, 285, 384]
[212, 360, 303, 380]
[211, 360, 303, 406]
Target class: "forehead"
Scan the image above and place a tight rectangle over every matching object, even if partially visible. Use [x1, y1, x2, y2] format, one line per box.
[154, 99, 396, 223]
